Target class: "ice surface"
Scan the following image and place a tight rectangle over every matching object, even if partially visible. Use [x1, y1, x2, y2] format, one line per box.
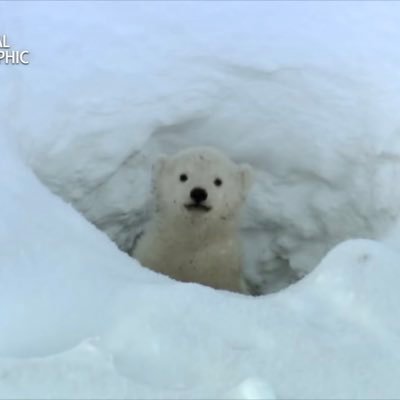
[1, 1, 400, 399]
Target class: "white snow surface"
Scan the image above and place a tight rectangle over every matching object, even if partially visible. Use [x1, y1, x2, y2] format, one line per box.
[1, 1, 400, 398]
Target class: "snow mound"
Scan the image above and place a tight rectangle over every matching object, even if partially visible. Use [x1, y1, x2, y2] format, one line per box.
[1, 240, 400, 399]
[3, 2, 400, 292]
[1, 2, 400, 398]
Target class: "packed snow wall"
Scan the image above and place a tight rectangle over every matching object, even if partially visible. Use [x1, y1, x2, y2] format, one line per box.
[2, 2, 400, 293]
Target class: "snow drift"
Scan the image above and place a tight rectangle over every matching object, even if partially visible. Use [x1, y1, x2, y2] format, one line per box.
[3, 2, 400, 289]
[1, 1, 400, 399]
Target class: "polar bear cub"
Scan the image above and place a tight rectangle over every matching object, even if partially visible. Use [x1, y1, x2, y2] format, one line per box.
[133, 146, 253, 293]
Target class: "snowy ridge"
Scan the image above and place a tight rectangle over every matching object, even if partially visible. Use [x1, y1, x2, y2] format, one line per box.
[1, 1, 400, 398]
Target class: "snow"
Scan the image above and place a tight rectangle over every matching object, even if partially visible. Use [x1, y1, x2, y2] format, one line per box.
[1, 1, 400, 398]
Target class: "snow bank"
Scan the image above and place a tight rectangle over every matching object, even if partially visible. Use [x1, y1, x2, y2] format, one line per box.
[0, 129, 162, 358]
[1, 240, 400, 399]
[3, 2, 400, 291]
[1, 1, 400, 398]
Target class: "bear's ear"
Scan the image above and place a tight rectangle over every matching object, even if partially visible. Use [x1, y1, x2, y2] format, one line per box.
[239, 163, 254, 193]
[152, 155, 169, 184]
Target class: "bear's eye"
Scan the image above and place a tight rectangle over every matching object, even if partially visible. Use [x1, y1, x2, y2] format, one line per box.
[214, 178, 223, 187]
[179, 173, 188, 182]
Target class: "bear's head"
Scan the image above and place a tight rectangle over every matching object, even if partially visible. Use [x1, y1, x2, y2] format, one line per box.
[152, 147, 253, 224]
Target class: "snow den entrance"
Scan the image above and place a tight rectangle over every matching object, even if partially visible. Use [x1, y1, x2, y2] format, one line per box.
[24, 65, 399, 295]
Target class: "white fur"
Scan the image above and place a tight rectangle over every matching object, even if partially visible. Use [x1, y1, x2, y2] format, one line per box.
[133, 146, 253, 293]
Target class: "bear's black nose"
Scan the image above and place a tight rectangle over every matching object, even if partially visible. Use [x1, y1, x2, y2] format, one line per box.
[190, 187, 208, 203]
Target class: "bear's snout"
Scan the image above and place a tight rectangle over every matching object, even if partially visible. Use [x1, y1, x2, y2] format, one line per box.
[190, 187, 208, 203]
